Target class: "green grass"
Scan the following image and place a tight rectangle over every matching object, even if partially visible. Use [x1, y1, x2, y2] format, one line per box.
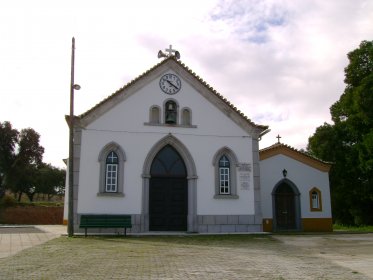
[333, 224, 373, 232]
[0, 194, 64, 207]
[24, 201, 64, 207]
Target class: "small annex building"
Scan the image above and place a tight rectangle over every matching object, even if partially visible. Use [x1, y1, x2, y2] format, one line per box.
[64, 52, 332, 233]
[260, 143, 332, 232]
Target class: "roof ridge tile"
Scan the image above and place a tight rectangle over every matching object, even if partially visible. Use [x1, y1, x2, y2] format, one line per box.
[260, 142, 332, 165]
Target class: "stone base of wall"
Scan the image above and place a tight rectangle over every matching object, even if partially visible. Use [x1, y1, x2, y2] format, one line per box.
[262, 218, 333, 232]
[302, 218, 333, 232]
[197, 215, 262, 233]
[0, 206, 63, 225]
[73, 214, 263, 234]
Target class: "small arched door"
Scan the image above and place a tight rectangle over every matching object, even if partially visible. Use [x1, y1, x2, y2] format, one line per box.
[273, 180, 301, 231]
[149, 145, 188, 231]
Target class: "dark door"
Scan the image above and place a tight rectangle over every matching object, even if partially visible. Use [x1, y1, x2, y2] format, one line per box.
[149, 178, 187, 231]
[149, 145, 187, 231]
[275, 183, 296, 230]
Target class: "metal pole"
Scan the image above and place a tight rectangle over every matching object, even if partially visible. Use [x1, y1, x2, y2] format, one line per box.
[68, 37, 75, 237]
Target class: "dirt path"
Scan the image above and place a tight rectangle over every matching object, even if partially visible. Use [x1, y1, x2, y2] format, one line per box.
[274, 233, 373, 279]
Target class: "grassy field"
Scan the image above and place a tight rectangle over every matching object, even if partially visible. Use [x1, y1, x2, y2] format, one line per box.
[333, 224, 373, 232]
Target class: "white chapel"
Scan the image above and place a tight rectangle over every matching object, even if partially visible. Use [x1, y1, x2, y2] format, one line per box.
[64, 49, 332, 233]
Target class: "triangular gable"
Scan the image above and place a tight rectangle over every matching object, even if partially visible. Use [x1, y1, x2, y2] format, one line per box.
[259, 143, 331, 172]
[74, 56, 269, 136]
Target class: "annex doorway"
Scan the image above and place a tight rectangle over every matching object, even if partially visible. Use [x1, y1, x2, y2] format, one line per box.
[272, 179, 301, 231]
[149, 145, 188, 231]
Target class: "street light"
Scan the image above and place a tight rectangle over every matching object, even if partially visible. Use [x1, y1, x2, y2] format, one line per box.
[68, 37, 80, 237]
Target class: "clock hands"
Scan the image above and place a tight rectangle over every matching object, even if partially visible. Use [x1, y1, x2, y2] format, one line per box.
[166, 79, 179, 90]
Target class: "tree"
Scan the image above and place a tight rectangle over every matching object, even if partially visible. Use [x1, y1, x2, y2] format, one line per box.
[1, 121, 66, 202]
[308, 41, 373, 225]
[13, 128, 44, 201]
[0, 122, 18, 199]
[0, 123, 45, 201]
[35, 163, 66, 200]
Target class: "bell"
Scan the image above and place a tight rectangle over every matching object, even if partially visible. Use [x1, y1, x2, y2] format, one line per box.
[166, 112, 176, 124]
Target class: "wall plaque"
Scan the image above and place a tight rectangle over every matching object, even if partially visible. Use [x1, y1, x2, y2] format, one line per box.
[238, 163, 251, 190]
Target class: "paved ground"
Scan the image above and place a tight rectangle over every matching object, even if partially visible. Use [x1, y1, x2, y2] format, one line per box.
[0, 225, 66, 258]
[274, 233, 373, 279]
[0, 227, 372, 279]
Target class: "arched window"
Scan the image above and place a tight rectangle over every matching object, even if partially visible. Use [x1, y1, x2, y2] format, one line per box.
[98, 142, 126, 196]
[181, 108, 191, 125]
[212, 147, 239, 199]
[150, 106, 160, 124]
[309, 187, 322, 211]
[311, 191, 319, 208]
[219, 155, 230, 194]
[165, 100, 177, 124]
[105, 151, 119, 192]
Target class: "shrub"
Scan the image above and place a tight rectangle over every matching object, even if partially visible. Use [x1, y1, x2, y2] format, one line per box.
[0, 194, 17, 207]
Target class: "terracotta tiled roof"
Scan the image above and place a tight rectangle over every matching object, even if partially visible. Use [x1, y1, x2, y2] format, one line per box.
[260, 142, 332, 172]
[78, 56, 268, 131]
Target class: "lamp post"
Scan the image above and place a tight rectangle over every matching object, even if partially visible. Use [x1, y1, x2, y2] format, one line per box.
[68, 37, 80, 237]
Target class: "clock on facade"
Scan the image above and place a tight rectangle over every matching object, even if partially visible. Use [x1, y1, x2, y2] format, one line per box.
[159, 73, 181, 95]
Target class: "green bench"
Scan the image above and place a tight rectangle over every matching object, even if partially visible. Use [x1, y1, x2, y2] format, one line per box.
[79, 214, 132, 237]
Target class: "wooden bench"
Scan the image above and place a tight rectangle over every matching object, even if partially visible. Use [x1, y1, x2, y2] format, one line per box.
[79, 214, 132, 237]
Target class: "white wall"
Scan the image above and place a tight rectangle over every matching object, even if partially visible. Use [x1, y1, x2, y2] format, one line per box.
[77, 69, 256, 216]
[260, 154, 332, 219]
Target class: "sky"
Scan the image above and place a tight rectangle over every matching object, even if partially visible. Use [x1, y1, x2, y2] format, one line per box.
[1, 0, 373, 168]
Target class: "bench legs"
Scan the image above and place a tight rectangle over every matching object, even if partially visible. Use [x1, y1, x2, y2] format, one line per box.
[82, 227, 129, 237]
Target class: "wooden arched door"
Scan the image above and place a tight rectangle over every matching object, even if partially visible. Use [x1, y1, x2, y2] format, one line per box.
[274, 182, 297, 230]
[149, 145, 187, 231]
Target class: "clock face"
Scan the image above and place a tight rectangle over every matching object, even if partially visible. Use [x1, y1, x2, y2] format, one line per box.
[159, 74, 181, 95]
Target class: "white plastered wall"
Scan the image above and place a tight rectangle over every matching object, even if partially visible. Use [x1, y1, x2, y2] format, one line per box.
[76, 69, 256, 216]
[260, 154, 332, 219]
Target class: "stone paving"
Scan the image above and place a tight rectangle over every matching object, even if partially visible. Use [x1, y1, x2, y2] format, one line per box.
[0, 225, 66, 258]
[0, 227, 372, 279]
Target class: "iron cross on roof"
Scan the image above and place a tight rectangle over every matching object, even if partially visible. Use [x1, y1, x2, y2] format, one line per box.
[165, 45, 181, 59]
[165, 45, 176, 56]
[276, 134, 281, 144]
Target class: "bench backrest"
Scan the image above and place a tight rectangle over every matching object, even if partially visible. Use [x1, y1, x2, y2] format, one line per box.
[80, 215, 132, 227]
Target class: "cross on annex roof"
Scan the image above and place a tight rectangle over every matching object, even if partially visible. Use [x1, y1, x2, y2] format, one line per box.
[276, 134, 281, 144]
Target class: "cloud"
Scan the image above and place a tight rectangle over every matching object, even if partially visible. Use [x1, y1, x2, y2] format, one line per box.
[0, 0, 372, 167]
[182, 0, 373, 149]
[210, 0, 288, 43]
